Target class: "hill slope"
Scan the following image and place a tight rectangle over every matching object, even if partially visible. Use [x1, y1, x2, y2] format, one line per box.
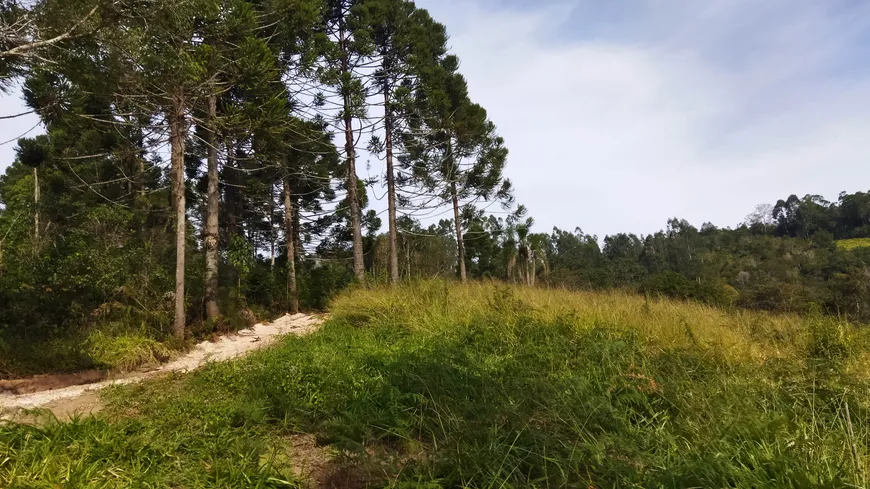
[2, 281, 869, 488]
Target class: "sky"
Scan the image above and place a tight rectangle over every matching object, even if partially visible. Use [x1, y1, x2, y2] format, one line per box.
[409, 0, 870, 238]
[2, 0, 870, 238]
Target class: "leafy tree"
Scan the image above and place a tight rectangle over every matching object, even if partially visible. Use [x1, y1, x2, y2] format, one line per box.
[13, 135, 48, 239]
[361, 0, 448, 284]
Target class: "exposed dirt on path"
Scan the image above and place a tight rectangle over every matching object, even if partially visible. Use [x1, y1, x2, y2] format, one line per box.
[0, 370, 107, 395]
[0, 313, 322, 419]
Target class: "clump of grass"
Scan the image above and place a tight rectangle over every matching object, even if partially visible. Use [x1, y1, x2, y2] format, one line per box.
[243, 282, 870, 487]
[86, 329, 172, 372]
[2, 279, 870, 488]
[0, 333, 97, 379]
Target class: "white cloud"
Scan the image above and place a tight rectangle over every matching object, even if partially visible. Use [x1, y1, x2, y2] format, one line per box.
[415, 0, 870, 237]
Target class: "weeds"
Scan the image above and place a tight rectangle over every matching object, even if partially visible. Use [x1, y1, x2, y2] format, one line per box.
[2, 280, 870, 488]
[86, 329, 172, 372]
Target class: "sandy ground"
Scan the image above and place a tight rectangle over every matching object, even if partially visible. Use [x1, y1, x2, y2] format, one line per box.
[0, 313, 322, 418]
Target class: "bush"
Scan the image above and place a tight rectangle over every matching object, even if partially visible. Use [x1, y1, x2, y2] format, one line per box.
[298, 260, 355, 310]
[806, 318, 853, 366]
[641, 271, 728, 305]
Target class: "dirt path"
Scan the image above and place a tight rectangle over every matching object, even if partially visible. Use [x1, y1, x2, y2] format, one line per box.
[0, 313, 322, 419]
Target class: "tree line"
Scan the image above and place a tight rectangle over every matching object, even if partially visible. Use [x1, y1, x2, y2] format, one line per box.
[0, 0, 513, 346]
[442, 192, 870, 323]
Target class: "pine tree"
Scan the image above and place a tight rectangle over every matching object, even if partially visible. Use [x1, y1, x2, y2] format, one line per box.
[319, 0, 371, 282]
[360, 0, 448, 284]
[89, 0, 216, 337]
[14, 136, 48, 241]
[403, 56, 512, 281]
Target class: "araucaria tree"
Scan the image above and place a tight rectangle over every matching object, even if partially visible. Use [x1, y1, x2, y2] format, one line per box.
[403, 54, 512, 281]
[318, 0, 370, 283]
[360, 0, 449, 284]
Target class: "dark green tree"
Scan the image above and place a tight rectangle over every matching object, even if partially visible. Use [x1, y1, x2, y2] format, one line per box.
[402, 55, 512, 281]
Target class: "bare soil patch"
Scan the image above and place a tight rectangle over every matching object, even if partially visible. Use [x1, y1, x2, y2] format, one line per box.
[0, 370, 106, 395]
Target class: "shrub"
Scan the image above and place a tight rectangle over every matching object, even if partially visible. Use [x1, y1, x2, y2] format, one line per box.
[806, 318, 853, 366]
[641, 271, 727, 305]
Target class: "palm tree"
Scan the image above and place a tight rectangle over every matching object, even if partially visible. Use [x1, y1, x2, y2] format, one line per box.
[503, 214, 549, 286]
[526, 233, 550, 286]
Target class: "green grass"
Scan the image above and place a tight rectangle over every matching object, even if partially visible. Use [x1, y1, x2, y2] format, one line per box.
[836, 237, 870, 251]
[0, 327, 176, 378]
[3, 280, 870, 488]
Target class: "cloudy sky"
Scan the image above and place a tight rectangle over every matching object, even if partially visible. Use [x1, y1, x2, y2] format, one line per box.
[410, 0, 870, 237]
[2, 0, 869, 238]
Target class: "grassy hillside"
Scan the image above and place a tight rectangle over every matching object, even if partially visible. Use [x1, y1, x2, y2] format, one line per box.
[3, 281, 870, 488]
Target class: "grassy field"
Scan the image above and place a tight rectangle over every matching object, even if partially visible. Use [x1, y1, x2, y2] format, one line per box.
[2, 280, 870, 488]
[836, 237, 870, 251]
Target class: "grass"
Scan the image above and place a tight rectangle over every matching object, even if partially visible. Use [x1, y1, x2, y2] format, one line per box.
[0, 327, 176, 379]
[3, 280, 870, 488]
[0, 305, 262, 379]
[85, 329, 173, 373]
[836, 237, 870, 251]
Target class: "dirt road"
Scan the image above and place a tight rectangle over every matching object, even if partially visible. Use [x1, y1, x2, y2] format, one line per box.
[0, 313, 322, 418]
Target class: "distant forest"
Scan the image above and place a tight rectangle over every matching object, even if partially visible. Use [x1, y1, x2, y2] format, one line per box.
[2, 0, 870, 378]
[428, 191, 870, 323]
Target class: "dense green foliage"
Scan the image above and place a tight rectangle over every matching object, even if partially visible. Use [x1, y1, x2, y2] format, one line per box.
[0, 0, 510, 377]
[3, 281, 869, 487]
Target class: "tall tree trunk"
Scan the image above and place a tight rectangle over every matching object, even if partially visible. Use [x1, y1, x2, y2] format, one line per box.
[204, 93, 220, 322]
[530, 256, 536, 287]
[405, 239, 411, 280]
[340, 25, 365, 283]
[226, 139, 242, 238]
[384, 87, 400, 284]
[126, 153, 133, 198]
[138, 156, 146, 200]
[170, 93, 187, 339]
[283, 174, 299, 315]
[450, 181, 467, 282]
[292, 197, 303, 262]
[32, 167, 38, 240]
[134, 126, 146, 202]
[270, 183, 276, 270]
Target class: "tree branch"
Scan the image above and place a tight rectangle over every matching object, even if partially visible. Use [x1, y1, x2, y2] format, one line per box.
[0, 4, 99, 58]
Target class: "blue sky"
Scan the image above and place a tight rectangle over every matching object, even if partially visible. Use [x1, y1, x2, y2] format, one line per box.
[2, 0, 870, 238]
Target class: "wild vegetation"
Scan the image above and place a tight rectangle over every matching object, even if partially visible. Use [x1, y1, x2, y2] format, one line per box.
[3, 2, 870, 485]
[3, 0, 870, 379]
[456, 193, 870, 323]
[3, 280, 870, 488]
